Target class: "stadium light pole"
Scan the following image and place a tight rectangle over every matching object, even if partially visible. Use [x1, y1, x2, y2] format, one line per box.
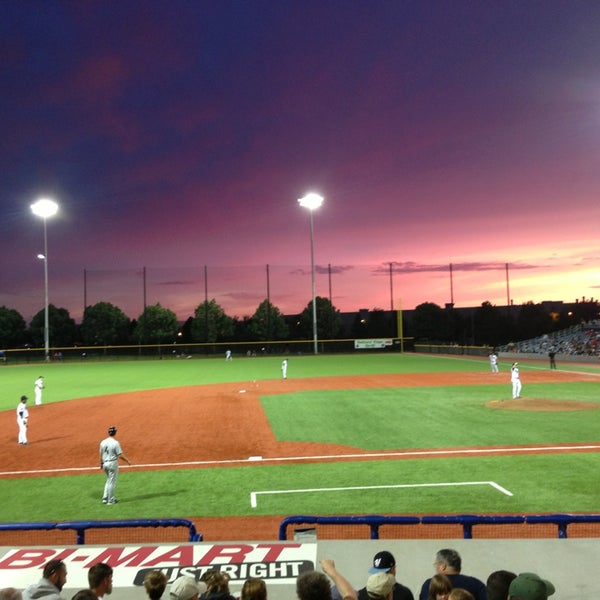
[298, 192, 324, 355]
[31, 198, 59, 362]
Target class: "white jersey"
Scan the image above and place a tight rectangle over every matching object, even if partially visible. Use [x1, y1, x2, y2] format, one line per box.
[511, 366, 520, 382]
[17, 402, 29, 423]
[100, 436, 122, 464]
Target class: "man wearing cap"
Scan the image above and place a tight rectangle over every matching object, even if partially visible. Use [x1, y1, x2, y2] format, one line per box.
[365, 573, 396, 600]
[16, 395, 29, 445]
[100, 426, 131, 505]
[169, 576, 202, 600]
[419, 549, 486, 600]
[360, 551, 414, 600]
[508, 573, 555, 600]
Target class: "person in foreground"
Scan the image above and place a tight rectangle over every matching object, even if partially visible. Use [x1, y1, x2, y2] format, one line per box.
[144, 571, 168, 600]
[360, 551, 413, 600]
[22, 559, 68, 600]
[169, 576, 202, 600]
[486, 570, 516, 600]
[88, 562, 113, 599]
[297, 558, 357, 600]
[419, 550, 486, 600]
[508, 573, 554, 600]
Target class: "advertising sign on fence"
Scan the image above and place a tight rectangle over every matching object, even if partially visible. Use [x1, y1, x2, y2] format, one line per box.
[354, 339, 392, 349]
[0, 542, 316, 590]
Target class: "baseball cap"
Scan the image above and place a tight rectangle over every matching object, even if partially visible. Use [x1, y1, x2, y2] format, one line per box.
[366, 573, 395, 599]
[170, 576, 201, 600]
[369, 551, 396, 573]
[508, 572, 555, 600]
[21, 395, 28, 401]
[108, 426, 117, 435]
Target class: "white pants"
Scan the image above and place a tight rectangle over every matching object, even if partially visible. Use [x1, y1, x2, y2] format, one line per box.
[102, 461, 119, 502]
[35, 389, 42, 405]
[18, 421, 28, 444]
[512, 380, 522, 398]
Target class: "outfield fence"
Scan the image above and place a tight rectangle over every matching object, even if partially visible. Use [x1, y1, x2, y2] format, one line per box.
[279, 514, 600, 540]
[0, 338, 412, 364]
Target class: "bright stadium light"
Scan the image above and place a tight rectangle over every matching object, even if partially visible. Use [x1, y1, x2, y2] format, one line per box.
[31, 198, 59, 362]
[298, 192, 324, 355]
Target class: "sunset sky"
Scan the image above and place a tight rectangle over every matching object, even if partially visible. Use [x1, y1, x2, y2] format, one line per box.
[1, 1, 599, 322]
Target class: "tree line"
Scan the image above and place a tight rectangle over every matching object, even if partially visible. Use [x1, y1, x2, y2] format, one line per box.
[0, 296, 596, 350]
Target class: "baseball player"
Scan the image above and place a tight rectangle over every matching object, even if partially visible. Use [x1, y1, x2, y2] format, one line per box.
[225, 349, 232, 361]
[34, 375, 44, 405]
[100, 426, 131, 504]
[489, 352, 499, 373]
[17, 395, 29, 445]
[281, 359, 288, 379]
[510, 362, 522, 399]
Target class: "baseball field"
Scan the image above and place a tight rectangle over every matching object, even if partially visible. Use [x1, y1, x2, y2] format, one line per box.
[1, 352, 599, 541]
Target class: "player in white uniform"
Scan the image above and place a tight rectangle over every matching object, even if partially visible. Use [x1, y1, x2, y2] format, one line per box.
[511, 362, 522, 399]
[281, 359, 288, 379]
[489, 352, 499, 373]
[17, 395, 29, 445]
[225, 349, 232, 361]
[100, 426, 131, 504]
[34, 375, 44, 405]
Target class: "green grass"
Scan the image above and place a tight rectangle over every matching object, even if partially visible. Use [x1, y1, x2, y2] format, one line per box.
[262, 382, 600, 448]
[2, 353, 599, 523]
[2, 454, 599, 521]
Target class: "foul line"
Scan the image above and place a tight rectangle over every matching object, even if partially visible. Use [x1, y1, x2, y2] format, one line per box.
[2, 443, 598, 477]
[250, 481, 513, 508]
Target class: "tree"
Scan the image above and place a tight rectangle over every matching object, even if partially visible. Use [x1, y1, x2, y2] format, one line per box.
[473, 301, 511, 346]
[191, 299, 234, 343]
[516, 301, 553, 340]
[412, 302, 448, 341]
[29, 304, 78, 348]
[0, 306, 27, 348]
[299, 296, 342, 339]
[248, 300, 289, 340]
[134, 303, 179, 344]
[352, 308, 395, 338]
[80, 302, 131, 346]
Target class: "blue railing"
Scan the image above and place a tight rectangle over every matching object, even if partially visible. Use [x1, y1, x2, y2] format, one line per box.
[279, 514, 600, 540]
[0, 519, 202, 545]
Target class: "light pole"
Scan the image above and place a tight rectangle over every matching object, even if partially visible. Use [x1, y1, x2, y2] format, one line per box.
[298, 192, 324, 355]
[31, 198, 58, 361]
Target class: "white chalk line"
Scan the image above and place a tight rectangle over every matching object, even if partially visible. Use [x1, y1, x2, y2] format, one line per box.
[2, 443, 598, 477]
[250, 480, 513, 508]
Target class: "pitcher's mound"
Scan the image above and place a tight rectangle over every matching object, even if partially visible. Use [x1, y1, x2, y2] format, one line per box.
[487, 398, 598, 411]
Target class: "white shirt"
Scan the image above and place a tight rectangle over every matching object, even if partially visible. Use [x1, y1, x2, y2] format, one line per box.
[17, 402, 29, 423]
[511, 366, 520, 382]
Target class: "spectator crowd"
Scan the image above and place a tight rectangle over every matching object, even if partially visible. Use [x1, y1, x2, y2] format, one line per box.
[1, 550, 556, 600]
